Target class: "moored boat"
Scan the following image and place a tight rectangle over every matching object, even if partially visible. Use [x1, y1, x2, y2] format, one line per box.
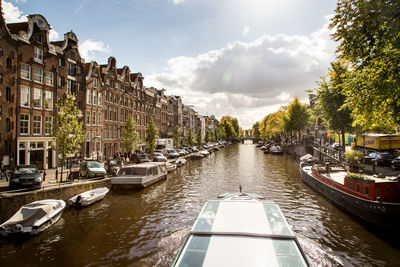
[199, 150, 210, 157]
[166, 162, 177, 172]
[175, 158, 187, 167]
[191, 153, 204, 160]
[269, 145, 283, 155]
[172, 191, 311, 266]
[0, 199, 66, 236]
[111, 162, 167, 189]
[68, 187, 109, 207]
[300, 162, 400, 230]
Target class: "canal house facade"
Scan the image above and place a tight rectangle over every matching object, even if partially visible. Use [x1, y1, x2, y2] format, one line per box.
[0, 8, 216, 169]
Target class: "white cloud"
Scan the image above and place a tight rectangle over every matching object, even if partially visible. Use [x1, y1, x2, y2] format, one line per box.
[242, 25, 250, 37]
[49, 29, 60, 41]
[3, 0, 27, 23]
[146, 16, 336, 128]
[78, 39, 111, 61]
[172, 0, 185, 4]
[15, 0, 27, 3]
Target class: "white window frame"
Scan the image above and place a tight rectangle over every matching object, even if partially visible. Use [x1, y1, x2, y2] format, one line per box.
[33, 115, 42, 135]
[45, 116, 53, 135]
[21, 63, 31, 80]
[33, 88, 42, 109]
[34, 47, 43, 64]
[45, 71, 54, 86]
[20, 85, 30, 107]
[93, 78, 98, 88]
[20, 114, 30, 135]
[87, 90, 91, 105]
[45, 91, 53, 110]
[98, 92, 102, 106]
[33, 68, 43, 84]
[92, 111, 96, 125]
[98, 112, 102, 126]
[86, 111, 91, 125]
[93, 91, 97, 105]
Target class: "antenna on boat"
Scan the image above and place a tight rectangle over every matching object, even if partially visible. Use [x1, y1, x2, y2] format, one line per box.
[239, 184, 242, 193]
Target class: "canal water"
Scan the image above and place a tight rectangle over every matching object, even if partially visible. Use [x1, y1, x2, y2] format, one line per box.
[1, 143, 400, 266]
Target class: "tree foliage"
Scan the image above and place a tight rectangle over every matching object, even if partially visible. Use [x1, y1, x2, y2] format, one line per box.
[52, 94, 85, 181]
[122, 115, 139, 152]
[145, 117, 158, 154]
[260, 110, 285, 140]
[196, 129, 202, 146]
[330, 0, 400, 131]
[220, 116, 240, 137]
[173, 126, 181, 149]
[283, 97, 312, 141]
[204, 129, 211, 143]
[186, 129, 194, 146]
[252, 122, 261, 138]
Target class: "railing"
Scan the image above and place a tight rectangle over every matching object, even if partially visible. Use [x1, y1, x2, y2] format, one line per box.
[312, 141, 344, 164]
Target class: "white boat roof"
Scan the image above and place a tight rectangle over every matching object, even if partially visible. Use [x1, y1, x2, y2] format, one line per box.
[174, 193, 309, 266]
[122, 162, 164, 168]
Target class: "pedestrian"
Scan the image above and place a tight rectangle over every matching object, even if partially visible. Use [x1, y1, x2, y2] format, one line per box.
[43, 169, 46, 182]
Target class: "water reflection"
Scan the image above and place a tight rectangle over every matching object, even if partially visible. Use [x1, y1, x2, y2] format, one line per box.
[0, 143, 399, 266]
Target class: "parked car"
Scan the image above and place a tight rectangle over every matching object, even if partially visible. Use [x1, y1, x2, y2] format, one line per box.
[391, 156, 400, 170]
[8, 165, 43, 189]
[162, 148, 180, 159]
[152, 152, 168, 162]
[176, 149, 187, 156]
[191, 147, 199, 153]
[363, 152, 394, 166]
[104, 159, 123, 176]
[80, 161, 107, 178]
[131, 154, 151, 164]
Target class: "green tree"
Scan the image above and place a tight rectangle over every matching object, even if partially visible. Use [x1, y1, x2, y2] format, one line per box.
[196, 129, 202, 146]
[314, 61, 353, 150]
[330, 0, 400, 131]
[204, 129, 211, 143]
[260, 110, 285, 141]
[145, 117, 158, 154]
[283, 97, 312, 142]
[186, 129, 194, 146]
[52, 94, 85, 182]
[173, 126, 181, 149]
[252, 122, 261, 138]
[121, 115, 139, 153]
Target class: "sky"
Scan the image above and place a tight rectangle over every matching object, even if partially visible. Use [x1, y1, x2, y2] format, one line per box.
[3, 0, 338, 129]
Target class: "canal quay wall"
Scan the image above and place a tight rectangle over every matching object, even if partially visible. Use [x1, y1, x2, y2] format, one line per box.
[0, 178, 111, 222]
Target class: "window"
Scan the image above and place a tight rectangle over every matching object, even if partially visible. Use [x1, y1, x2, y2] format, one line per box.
[33, 68, 43, 83]
[6, 87, 11, 101]
[98, 92, 102, 106]
[36, 33, 43, 43]
[45, 116, 53, 135]
[59, 76, 65, 87]
[5, 118, 10, 132]
[93, 78, 98, 88]
[20, 114, 29, 134]
[77, 82, 83, 92]
[67, 63, 76, 76]
[6, 57, 11, 68]
[45, 71, 54, 86]
[59, 57, 65, 67]
[20, 85, 30, 107]
[365, 186, 369, 195]
[86, 111, 91, 125]
[69, 50, 76, 61]
[21, 63, 31, 80]
[67, 80, 75, 94]
[93, 91, 97, 105]
[87, 90, 91, 104]
[34, 47, 43, 63]
[45, 91, 53, 110]
[33, 115, 42, 135]
[33, 88, 42, 109]
[356, 184, 360, 192]
[98, 113, 102, 125]
[92, 111, 96, 125]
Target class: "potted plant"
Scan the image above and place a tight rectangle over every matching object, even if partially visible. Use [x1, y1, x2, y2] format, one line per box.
[344, 149, 364, 171]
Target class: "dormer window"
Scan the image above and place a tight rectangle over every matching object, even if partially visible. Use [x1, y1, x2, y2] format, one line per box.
[59, 57, 65, 67]
[36, 34, 43, 44]
[34, 47, 43, 64]
[69, 50, 76, 61]
[93, 78, 98, 88]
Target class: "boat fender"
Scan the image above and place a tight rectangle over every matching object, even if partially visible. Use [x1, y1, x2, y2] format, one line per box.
[381, 206, 386, 212]
[75, 195, 82, 205]
[14, 224, 22, 232]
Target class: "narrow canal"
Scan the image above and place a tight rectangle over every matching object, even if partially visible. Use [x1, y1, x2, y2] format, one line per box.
[1, 143, 400, 266]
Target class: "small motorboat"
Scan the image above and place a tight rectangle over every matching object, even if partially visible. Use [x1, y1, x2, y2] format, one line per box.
[68, 187, 109, 207]
[269, 145, 283, 155]
[175, 158, 187, 167]
[166, 162, 177, 172]
[0, 199, 66, 236]
[191, 153, 204, 160]
[199, 150, 210, 156]
[172, 191, 311, 266]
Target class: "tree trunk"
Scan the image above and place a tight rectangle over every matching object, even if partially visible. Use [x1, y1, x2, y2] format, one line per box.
[341, 130, 346, 152]
[61, 156, 65, 182]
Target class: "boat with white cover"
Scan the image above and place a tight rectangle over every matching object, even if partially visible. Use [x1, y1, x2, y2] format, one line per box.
[0, 199, 66, 236]
[111, 162, 167, 189]
[172, 191, 310, 266]
[175, 158, 187, 167]
[68, 187, 109, 207]
[166, 162, 177, 172]
[199, 150, 210, 156]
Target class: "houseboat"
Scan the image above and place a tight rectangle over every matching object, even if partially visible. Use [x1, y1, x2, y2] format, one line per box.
[172, 191, 311, 266]
[300, 162, 400, 230]
[111, 162, 167, 189]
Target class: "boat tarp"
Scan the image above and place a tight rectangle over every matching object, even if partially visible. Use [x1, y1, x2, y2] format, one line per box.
[4, 204, 52, 227]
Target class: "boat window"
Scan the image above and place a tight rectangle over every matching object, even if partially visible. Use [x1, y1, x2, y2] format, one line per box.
[132, 168, 146, 175]
[386, 187, 390, 192]
[192, 201, 220, 232]
[177, 235, 210, 266]
[263, 203, 291, 236]
[365, 186, 369, 195]
[349, 182, 352, 190]
[152, 166, 159, 175]
[118, 168, 133, 176]
[272, 239, 308, 267]
[356, 184, 360, 192]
